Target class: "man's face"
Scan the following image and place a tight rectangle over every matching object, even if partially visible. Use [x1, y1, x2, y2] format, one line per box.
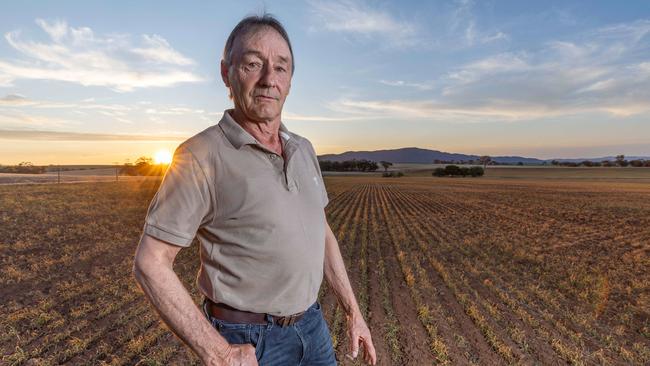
[222, 27, 292, 122]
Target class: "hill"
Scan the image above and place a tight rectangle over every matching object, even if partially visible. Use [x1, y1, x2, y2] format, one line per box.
[318, 147, 545, 164]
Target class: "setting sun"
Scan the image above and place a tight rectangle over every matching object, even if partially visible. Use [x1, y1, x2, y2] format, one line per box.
[154, 149, 173, 165]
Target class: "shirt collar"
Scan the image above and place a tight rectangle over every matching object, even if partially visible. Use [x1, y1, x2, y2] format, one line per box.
[219, 109, 292, 150]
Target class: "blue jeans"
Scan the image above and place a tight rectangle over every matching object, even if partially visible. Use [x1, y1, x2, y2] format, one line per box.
[203, 300, 337, 365]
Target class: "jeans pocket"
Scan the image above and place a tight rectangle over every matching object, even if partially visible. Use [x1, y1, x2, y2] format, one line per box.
[307, 300, 321, 314]
[212, 318, 250, 346]
[252, 327, 265, 360]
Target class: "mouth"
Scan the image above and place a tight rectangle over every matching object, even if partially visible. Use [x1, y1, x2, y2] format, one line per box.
[254, 95, 278, 101]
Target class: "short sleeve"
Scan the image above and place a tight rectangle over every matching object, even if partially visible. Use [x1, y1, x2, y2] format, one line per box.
[142, 145, 213, 247]
[305, 140, 329, 208]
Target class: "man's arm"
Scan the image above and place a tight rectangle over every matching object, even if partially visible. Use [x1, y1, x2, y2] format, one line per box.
[133, 234, 257, 366]
[323, 219, 377, 365]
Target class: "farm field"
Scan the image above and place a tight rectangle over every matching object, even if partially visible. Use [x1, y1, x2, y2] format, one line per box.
[391, 164, 650, 182]
[1, 175, 649, 365]
[0, 168, 157, 185]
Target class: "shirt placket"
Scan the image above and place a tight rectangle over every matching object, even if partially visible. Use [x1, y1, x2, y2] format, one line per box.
[265, 142, 297, 193]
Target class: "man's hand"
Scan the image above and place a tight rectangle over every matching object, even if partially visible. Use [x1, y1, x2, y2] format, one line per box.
[222, 344, 258, 366]
[323, 219, 378, 365]
[345, 312, 377, 365]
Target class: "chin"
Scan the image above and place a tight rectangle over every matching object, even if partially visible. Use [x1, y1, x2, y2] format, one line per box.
[251, 108, 280, 121]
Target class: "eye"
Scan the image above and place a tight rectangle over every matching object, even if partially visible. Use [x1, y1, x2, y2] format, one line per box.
[275, 66, 287, 73]
[244, 62, 262, 71]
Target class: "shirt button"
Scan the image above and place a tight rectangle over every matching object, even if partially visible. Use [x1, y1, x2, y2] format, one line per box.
[269, 154, 276, 160]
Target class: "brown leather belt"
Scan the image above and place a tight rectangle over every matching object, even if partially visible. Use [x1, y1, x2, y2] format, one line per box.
[205, 298, 306, 327]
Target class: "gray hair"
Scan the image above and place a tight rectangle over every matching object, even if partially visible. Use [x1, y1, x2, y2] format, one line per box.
[222, 14, 295, 74]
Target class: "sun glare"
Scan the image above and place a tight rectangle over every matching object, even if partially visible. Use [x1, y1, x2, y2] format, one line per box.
[154, 149, 173, 165]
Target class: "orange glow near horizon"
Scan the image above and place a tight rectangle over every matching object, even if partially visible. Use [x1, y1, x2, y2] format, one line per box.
[154, 149, 173, 165]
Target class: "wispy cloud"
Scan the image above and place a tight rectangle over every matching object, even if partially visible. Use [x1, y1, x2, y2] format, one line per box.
[449, 0, 509, 47]
[378, 79, 434, 90]
[283, 111, 367, 122]
[0, 129, 187, 141]
[0, 93, 33, 106]
[330, 19, 650, 122]
[0, 94, 131, 111]
[0, 94, 220, 130]
[0, 19, 203, 91]
[308, 0, 418, 48]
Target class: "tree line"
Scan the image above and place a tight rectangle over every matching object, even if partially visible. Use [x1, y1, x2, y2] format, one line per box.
[433, 165, 485, 177]
[120, 157, 167, 176]
[550, 155, 650, 167]
[319, 159, 379, 172]
[0, 162, 46, 174]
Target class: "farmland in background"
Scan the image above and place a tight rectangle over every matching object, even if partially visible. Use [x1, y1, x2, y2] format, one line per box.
[1, 174, 649, 365]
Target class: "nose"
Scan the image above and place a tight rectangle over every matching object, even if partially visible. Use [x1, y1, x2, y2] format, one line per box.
[257, 64, 276, 88]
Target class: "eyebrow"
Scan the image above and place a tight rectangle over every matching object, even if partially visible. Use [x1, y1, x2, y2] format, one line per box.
[241, 50, 290, 64]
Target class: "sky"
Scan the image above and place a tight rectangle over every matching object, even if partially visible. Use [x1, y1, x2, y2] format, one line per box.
[1, 0, 649, 164]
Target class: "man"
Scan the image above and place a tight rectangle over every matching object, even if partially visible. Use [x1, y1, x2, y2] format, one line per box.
[133, 14, 377, 366]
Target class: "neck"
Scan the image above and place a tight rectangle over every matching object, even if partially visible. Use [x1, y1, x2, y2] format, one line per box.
[229, 109, 283, 153]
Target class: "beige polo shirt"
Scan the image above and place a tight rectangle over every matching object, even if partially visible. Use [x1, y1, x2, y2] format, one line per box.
[142, 109, 329, 316]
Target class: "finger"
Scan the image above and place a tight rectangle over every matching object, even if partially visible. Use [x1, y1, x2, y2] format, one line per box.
[362, 336, 377, 364]
[363, 346, 371, 365]
[362, 342, 371, 364]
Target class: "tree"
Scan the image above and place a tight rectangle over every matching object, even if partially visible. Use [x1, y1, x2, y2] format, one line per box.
[630, 160, 644, 167]
[120, 156, 166, 176]
[432, 167, 446, 177]
[135, 156, 154, 167]
[469, 166, 485, 177]
[432, 165, 483, 177]
[380, 161, 393, 173]
[616, 155, 626, 167]
[479, 156, 492, 170]
[581, 160, 594, 167]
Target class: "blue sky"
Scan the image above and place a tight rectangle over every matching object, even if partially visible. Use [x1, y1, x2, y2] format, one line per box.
[1, 0, 649, 164]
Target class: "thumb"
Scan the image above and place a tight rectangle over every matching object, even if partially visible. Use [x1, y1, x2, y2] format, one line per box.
[350, 333, 360, 358]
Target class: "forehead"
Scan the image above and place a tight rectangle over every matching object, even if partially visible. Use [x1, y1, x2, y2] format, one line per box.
[232, 26, 292, 60]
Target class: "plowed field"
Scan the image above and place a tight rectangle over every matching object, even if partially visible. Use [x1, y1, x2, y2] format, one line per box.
[1, 176, 648, 365]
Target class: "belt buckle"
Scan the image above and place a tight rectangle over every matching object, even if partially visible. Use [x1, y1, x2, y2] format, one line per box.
[277, 312, 301, 327]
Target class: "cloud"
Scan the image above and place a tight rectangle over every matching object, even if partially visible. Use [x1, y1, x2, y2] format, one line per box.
[0, 110, 82, 128]
[331, 19, 650, 122]
[378, 79, 434, 90]
[308, 0, 418, 48]
[0, 129, 187, 141]
[0, 19, 203, 91]
[329, 98, 556, 122]
[449, 0, 509, 47]
[283, 111, 367, 122]
[0, 93, 34, 106]
[0, 94, 131, 111]
[131, 34, 195, 66]
[0, 94, 221, 131]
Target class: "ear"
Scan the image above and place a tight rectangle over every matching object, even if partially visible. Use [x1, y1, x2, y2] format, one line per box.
[220, 60, 230, 87]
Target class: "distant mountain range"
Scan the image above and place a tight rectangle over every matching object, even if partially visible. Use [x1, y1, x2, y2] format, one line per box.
[317, 147, 650, 165]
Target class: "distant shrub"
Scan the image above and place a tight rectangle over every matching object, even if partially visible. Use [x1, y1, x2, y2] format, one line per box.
[432, 165, 483, 177]
[120, 156, 167, 176]
[382, 171, 404, 178]
[468, 166, 484, 177]
[630, 160, 645, 167]
[319, 159, 379, 172]
[0, 162, 46, 174]
[444, 165, 463, 176]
